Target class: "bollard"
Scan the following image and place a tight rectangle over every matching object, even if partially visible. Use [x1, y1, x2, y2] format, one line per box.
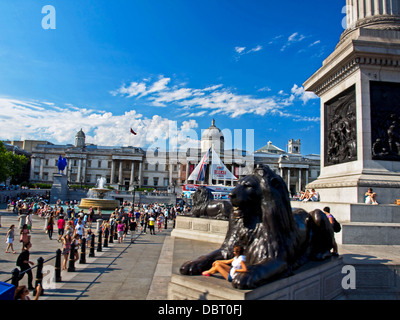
[68, 242, 76, 272]
[109, 224, 114, 244]
[19, 214, 27, 229]
[55, 249, 62, 282]
[79, 238, 86, 264]
[103, 228, 109, 248]
[11, 268, 20, 287]
[34, 257, 44, 296]
[114, 226, 118, 240]
[97, 229, 102, 252]
[89, 234, 95, 257]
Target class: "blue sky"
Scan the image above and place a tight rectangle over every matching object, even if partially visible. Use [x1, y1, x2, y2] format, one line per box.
[0, 0, 347, 155]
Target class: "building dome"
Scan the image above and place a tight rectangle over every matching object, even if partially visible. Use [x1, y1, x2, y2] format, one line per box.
[201, 119, 224, 154]
[76, 128, 85, 138]
[75, 128, 86, 148]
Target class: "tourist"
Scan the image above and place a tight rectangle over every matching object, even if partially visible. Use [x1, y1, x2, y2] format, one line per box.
[74, 218, 85, 240]
[148, 215, 156, 235]
[300, 190, 310, 201]
[72, 234, 80, 262]
[143, 211, 149, 234]
[57, 215, 66, 242]
[309, 189, 320, 201]
[19, 224, 30, 251]
[129, 218, 137, 243]
[14, 284, 42, 300]
[16, 241, 35, 290]
[117, 220, 125, 243]
[86, 229, 93, 250]
[65, 220, 74, 237]
[47, 215, 55, 240]
[302, 189, 319, 202]
[202, 245, 247, 282]
[97, 207, 102, 220]
[62, 233, 72, 270]
[139, 212, 145, 233]
[322, 207, 339, 256]
[365, 188, 378, 205]
[122, 212, 129, 240]
[26, 211, 33, 233]
[88, 207, 94, 228]
[157, 214, 163, 232]
[5, 224, 16, 254]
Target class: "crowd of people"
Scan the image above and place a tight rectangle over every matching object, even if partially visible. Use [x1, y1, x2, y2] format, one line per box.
[291, 188, 320, 202]
[3, 196, 190, 300]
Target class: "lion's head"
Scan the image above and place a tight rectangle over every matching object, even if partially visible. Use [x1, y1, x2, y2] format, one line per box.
[191, 186, 213, 217]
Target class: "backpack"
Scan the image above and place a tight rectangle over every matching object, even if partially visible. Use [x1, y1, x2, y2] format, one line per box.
[332, 216, 341, 233]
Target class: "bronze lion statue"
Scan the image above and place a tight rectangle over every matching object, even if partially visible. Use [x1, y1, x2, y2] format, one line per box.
[190, 186, 231, 220]
[180, 165, 336, 289]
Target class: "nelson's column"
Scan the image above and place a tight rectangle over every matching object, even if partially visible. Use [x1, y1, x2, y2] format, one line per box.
[304, 0, 400, 205]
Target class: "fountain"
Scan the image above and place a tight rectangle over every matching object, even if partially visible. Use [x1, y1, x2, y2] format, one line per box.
[79, 177, 120, 210]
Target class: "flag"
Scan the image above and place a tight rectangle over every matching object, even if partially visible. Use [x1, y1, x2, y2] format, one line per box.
[130, 128, 137, 135]
[188, 148, 211, 182]
[211, 147, 237, 180]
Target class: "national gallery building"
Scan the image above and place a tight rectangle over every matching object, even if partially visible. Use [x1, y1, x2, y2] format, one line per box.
[5, 120, 320, 195]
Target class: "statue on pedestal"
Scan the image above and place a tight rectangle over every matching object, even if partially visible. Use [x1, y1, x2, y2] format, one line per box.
[57, 155, 67, 175]
[180, 165, 336, 289]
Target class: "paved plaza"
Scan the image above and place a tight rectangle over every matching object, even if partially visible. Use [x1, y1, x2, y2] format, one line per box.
[0, 207, 185, 300]
[1, 205, 400, 301]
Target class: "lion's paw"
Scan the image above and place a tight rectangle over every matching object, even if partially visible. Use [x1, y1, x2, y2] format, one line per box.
[179, 260, 205, 276]
[231, 272, 258, 290]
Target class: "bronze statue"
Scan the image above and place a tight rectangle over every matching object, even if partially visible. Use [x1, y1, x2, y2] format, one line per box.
[180, 165, 336, 290]
[190, 186, 231, 220]
[325, 85, 357, 166]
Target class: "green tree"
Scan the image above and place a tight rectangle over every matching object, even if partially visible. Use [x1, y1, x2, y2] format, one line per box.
[0, 142, 29, 184]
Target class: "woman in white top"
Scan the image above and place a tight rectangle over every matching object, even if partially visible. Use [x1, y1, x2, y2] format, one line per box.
[202, 245, 247, 282]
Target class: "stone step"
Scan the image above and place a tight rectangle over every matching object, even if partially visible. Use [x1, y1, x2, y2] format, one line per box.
[339, 244, 400, 300]
[341, 222, 400, 245]
[349, 205, 400, 223]
[291, 201, 400, 224]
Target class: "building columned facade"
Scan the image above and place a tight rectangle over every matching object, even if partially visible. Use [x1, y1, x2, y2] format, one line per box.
[13, 120, 319, 194]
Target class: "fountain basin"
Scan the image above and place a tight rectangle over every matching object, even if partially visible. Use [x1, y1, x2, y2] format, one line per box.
[79, 178, 120, 210]
[79, 198, 120, 210]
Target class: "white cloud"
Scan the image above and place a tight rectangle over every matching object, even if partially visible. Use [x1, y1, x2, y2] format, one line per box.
[110, 75, 171, 100]
[309, 40, 321, 47]
[247, 45, 263, 53]
[112, 76, 318, 119]
[290, 84, 318, 104]
[288, 32, 305, 43]
[0, 98, 199, 150]
[281, 32, 306, 51]
[235, 47, 246, 54]
[234, 45, 263, 60]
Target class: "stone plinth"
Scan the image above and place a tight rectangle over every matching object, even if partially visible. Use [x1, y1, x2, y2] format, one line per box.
[304, 27, 400, 205]
[168, 256, 344, 300]
[171, 216, 229, 244]
[292, 201, 400, 245]
[50, 174, 69, 202]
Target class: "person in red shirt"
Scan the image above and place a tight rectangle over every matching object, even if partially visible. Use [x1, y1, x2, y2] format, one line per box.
[57, 215, 66, 243]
